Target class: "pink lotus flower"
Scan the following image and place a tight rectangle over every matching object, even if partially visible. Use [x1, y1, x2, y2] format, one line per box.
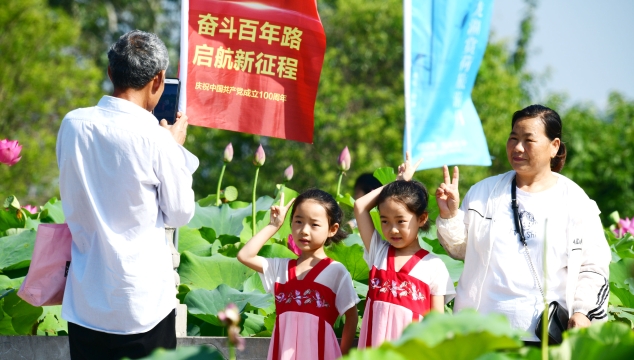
[287, 235, 301, 256]
[22, 205, 38, 214]
[338, 146, 351, 171]
[0, 139, 22, 166]
[614, 217, 634, 238]
[253, 144, 265, 167]
[223, 143, 233, 163]
[284, 165, 293, 181]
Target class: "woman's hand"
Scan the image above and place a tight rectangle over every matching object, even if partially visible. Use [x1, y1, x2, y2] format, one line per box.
[397, 151, 423, 181]
[436, 165, 460, 219]
[568, 312, 591, 329]
[269, 193, 295, 229]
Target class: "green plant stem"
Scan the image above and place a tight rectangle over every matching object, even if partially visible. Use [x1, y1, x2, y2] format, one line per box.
[542, 218, 549, 360]
[216, 163, 227, 206]
[252, 167, 260, 236]
[336, 171, 344, 199]
[229, 343, 236, 360]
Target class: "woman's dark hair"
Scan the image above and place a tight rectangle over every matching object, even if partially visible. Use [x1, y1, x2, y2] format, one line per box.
[376, 180, 431, 232]
[290, 189, 348, 246]
[511, 104, 567, 172]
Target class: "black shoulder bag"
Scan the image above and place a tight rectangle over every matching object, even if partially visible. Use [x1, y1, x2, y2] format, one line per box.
[511, 177, 569, 345]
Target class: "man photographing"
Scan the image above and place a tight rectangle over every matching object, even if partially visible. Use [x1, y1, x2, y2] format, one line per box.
[56, 30, 198, 359]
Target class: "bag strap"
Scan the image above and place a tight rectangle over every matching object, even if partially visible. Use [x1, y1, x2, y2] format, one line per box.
[511, 177, 545, 298]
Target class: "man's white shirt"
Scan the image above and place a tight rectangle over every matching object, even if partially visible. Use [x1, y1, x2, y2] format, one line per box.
[57, 96, 198, 334]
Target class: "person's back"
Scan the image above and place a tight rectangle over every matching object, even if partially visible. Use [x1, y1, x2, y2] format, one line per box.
[58, 99, 195, 333]
[57, 30, 198, 359]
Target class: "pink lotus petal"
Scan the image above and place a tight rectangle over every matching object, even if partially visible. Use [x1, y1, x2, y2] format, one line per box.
[22, 205, 38, 214]
[287, 235, 301, 256]
[0, 139, 22, 166]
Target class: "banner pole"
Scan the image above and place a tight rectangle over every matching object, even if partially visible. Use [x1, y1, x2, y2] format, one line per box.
[403, 0, 412, 159]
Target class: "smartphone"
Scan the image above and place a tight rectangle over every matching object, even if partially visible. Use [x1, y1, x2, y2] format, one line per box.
[153, 78, 180, 124]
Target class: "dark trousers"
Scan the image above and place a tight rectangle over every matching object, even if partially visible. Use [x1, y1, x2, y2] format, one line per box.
[68, 309, 176, 360]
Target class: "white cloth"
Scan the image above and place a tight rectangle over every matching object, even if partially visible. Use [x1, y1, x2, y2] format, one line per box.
[480, 180, 568, 341]
[437, 171, 611, 331]
[260, 258, 360, 315]
[364, 231, 456, 303]
[57, 96, 198, 334]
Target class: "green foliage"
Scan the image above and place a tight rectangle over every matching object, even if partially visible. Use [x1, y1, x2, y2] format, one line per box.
[0, 0, 102, 205]
[136, 345, 224, 360]
[178, 252, 255, 291]
[0, 230, 36, 271]
[344, 311, 524, 360]
[325, 243, 369, 283]
[184, 284, 273, 327]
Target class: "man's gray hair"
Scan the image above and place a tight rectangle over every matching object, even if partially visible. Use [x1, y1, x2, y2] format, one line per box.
[108, 30, 169, 90]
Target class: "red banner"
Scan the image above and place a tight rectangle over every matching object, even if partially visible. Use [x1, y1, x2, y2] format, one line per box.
[179, 0, 326, 143]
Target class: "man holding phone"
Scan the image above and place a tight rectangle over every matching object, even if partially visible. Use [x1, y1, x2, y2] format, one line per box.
[56, 30, 197, 359]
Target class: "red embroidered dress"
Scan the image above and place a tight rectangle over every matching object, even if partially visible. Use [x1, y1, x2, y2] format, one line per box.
[359, 231, 455, 348]
[261, 257, 359, 360]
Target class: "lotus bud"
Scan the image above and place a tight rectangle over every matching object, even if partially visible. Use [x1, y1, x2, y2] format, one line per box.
[223, 143, 234, 163]
[23, 205, 38, 214]
[0, 139, 22, 166]
[284, 165, 294, 181]
[338, 146, 351, 172]
[253, 144, 265, 167]
[218, 303, 241, 327]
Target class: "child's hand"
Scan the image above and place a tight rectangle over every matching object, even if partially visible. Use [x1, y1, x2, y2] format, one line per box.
[396, 151, 423, 181]
[269, 193, 295, 228]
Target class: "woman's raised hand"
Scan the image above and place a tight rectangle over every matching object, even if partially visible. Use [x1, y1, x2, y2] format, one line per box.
[269, 193, 295, 228]
[397, 151, 424, 181]
[436, 165, 460, 219]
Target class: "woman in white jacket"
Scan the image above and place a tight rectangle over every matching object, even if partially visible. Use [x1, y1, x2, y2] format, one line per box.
[435, 104, 610, 344]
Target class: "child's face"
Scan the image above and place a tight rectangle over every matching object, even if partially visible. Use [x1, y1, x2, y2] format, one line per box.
[378, 198, 427, 250]
[291, 200, 338, 252]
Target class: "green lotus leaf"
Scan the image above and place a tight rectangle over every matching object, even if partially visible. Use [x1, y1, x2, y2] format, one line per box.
[241, 311, 267, 336]
[325, 243, 369, 283]
[549, 321, 634, 360]
[187, 196, 274, 235]
[373, 167, 396, 185]
[37, 305, 68, 336]
[177, 227, 212, 254]
[243, 273, 266, 294]
[378, 311, 523, 360]
[141, 345, 224, 359]
[0, 229, 36, 271]
[0, 207, 25, 236]
[184, 284, 272, 327]
[178, 252, 255, 291]
[41, 197, 65, 224]
[2, 290, 43, 334]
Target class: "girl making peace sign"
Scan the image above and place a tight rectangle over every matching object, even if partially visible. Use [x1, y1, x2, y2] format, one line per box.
[238, 190, 359, 360]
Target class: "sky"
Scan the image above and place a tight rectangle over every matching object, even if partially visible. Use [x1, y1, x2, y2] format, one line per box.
[490, 0, 634, 109]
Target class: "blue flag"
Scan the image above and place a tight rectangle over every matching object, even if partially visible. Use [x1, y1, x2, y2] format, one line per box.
[404, 0, 493, 169]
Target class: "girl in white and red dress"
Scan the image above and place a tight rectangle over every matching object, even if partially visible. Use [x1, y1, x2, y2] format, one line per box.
[353, 153, 455, 348]
[238, 189, 359, 360]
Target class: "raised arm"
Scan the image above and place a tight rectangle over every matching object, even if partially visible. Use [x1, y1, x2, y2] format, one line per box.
[353, 185, 384, 251]
[354, 152, 422, 252]
[237, 194, 294, 273]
